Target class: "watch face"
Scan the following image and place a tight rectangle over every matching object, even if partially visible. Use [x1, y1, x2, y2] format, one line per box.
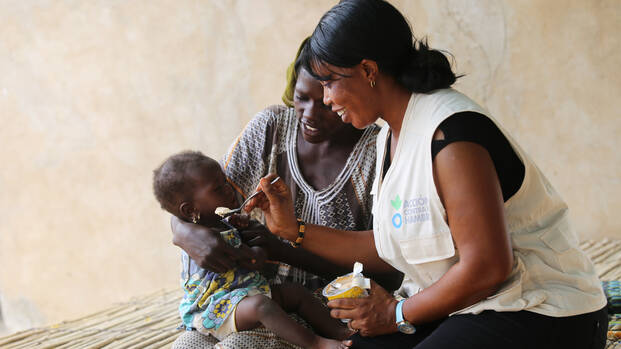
[398, 322, 416, 334]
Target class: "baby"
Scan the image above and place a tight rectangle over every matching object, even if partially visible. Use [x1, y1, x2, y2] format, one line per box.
[152, 150, 352, 349]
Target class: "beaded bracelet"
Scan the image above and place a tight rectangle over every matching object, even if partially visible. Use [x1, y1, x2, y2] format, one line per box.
[290, 218, 305, 248]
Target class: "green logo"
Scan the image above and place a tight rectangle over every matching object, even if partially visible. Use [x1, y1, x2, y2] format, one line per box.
[391, 195, 402, 210]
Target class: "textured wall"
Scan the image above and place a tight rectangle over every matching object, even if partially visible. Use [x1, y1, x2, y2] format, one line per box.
[0, 0, 619, 333]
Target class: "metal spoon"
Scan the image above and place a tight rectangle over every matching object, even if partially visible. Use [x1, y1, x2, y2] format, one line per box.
[219, 176, 280, 218]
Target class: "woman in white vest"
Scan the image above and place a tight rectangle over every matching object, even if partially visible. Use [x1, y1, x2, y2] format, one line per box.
[246, 0, 608, 348]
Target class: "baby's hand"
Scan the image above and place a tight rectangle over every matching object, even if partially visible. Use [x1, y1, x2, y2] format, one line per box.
[227, 213, 250, 229]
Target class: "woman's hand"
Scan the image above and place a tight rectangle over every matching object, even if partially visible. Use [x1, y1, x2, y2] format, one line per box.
[238, 221, 287, 261]
[244, 174, 298, 241]
[327, 280, 399, 337]
[171, 216, 252, 273]
[237, 245, 267, 271]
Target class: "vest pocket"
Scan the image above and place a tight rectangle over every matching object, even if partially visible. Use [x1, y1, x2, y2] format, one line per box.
[537, 218, 590, 274]
[540, 227, 571, 253]
[399, 231, 455, 265]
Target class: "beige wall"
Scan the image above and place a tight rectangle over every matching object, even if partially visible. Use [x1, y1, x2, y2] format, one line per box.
[0, 0, 619, 333]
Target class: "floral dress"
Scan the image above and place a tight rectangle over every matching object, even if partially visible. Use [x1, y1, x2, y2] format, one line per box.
[178, 229, 270, 332]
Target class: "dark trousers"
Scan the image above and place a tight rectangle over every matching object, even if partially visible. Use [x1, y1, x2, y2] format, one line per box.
[350, 307, 608, 349]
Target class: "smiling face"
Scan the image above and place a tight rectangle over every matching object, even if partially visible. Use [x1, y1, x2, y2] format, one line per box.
[314, 62, 380, 130]
[294, 69, 349, 143]
[188, 162, 238, 226]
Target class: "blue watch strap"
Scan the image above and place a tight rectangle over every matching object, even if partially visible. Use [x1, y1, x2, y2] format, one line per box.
[395, 299, 406, 323]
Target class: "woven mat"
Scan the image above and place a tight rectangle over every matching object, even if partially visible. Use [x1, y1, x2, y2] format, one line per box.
[580, 239, 621, 281]
[0, 239, 620, 348]
[0, 289, 183, 349]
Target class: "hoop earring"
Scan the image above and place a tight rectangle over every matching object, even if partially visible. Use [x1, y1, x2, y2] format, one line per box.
[192, 212, 200, 224]
[370, 80, 376, 88]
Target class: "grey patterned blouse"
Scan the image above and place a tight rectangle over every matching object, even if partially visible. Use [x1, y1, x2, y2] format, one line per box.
[221, 105, 379, 289]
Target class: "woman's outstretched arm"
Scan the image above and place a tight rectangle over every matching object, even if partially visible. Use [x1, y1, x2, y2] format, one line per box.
[238, 221, 349, 279]
[241, 223, 403, 291]
[245, 174, 396, 274]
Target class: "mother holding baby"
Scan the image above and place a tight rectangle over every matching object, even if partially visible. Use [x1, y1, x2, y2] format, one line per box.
[171, 36, 401, 348]
[246, 1, 608, 349]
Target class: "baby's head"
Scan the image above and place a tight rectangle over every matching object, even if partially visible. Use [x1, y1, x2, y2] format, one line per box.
[152, 150, 238, 226]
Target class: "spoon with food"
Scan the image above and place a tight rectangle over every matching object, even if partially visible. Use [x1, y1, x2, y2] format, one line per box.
[216, 176, 281, 218]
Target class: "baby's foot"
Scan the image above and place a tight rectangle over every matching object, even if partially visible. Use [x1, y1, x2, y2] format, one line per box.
[312, 337, 352, 349]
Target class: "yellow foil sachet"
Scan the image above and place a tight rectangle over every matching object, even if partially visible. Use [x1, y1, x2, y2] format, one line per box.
[322, 262, 371, 300]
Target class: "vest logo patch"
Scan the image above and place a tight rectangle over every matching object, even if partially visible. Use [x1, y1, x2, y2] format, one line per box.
[390, 195, 430, 228]
[390, 195, 402, 210]
[391, 195, 403, 228]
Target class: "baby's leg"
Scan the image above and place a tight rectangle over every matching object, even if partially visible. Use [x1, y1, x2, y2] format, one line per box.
[271, 282, 354, 341]
[235, 294, 351, 349]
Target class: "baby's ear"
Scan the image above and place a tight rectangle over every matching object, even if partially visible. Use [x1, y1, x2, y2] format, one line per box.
[178, 202, 194, 221]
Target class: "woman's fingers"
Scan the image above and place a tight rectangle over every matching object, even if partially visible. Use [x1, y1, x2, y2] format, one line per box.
[203, 252, 233, 273]
[235, 245, 264, 270]
[210, 240, 253, 270]
[327, 280, 399, 337]
[235, 243, 257, 260]
[260, 174, 288, 194]
[171, 219, 240, 272]
[244, 192, 268, 212]
[210, 244, 241, 271]
[244, 174, 280, 212]
[330, 308, 358, 322]
[328, 297, 360, 310]
[328, 298, 361, 322]
[248, 175, 284, 211]
[245, 174, 298, 240]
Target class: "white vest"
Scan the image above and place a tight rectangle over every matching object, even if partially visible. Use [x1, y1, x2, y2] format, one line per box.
[372, 89, 606, 317]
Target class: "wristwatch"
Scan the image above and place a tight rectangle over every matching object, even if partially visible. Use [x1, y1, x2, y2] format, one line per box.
[395, 299, 416, 334]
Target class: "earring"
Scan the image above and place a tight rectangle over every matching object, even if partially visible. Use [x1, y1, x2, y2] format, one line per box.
[192, 212, 200, 224]
[370, 80, 376, 88]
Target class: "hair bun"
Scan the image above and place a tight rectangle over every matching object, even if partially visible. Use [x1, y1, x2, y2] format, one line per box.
[398, 39, 457, 93]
